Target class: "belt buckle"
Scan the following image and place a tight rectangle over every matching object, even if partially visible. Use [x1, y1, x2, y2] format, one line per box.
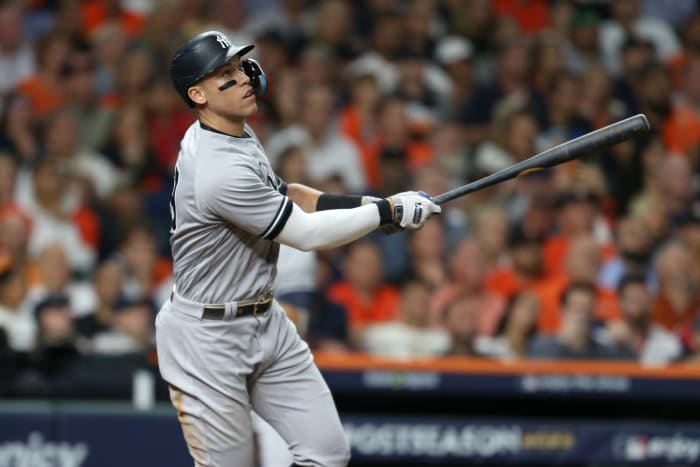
[252, 295, 269, 316]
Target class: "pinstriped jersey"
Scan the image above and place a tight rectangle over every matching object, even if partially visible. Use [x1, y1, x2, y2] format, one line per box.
[169, 121, 292, 304]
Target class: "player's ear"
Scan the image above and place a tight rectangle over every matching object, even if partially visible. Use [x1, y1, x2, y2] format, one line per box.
[188, 85, 207, 106]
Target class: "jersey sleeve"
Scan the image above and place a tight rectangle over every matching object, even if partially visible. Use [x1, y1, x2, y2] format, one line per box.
[197, 156, 293, 239]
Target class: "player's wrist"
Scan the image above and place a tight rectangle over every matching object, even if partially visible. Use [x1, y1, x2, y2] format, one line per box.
[373, 199, 393, 225]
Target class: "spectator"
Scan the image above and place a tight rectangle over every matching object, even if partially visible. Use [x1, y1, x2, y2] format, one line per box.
[0, 257, 34, 353]
[32, 293, 80, 376]
[397, 217, 447, 289]
[394, 48, 451, 131]
[486, 226, 547, 300]
[338, 71, 381, 176]
[603, 275, 682, 365]
[347, 13, 404, 93]
[0, 1, 35, 96]
[471, 102, 539, 184]
[528, 282, 634, 360]
[37, 108, 118, 201]
[433, 35, 475, 121]
[265, 84, 367, 193]
[542, 188, 613, 278]
[476, 291, 540, 359]
[26, 243, 94, 317]
[363, 95, 433, 195]
[600, 0, 681, 76]
[472, 205, 510, 271]
[651, 156, 696, 221]
[310, 0, 358, 61]
[74, 259, 123, 346]
[629, 190, 671, 248]
[106, 47, 155, 109]
[145, 79, 194, 174]
[458, 39, 537, 145]
[62, 39, 114, 152]
[599, 215, 656, 292]
[431, 237, 506, 335]
[0, 93, 39, 162]
[100, 104, 161, 190]
[530, 34, 566, 95]
[363, 278, 451, 358]
[578, 63, 626, 130]
[651, 240, 700, 334]
[326, 240, 400, 348]
[535, 233, 620, 334]
[430, 121, 470, 184]
[443, 296, 482, 357]
[298, 43, 339, 90]
[17, 156, 97, 276]
[538, 71, 592, 149]
[615, 36, 657, 115]
[90, 22, 128, 98]
[563, 7, 601, 75]
[16, 30, 70, 118]
[116, 224, 173, 307]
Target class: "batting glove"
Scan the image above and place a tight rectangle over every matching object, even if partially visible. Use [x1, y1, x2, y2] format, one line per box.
[386, 191, 441, 230]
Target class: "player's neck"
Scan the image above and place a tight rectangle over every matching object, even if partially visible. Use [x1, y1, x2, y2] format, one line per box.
[197, 111, 246, 137]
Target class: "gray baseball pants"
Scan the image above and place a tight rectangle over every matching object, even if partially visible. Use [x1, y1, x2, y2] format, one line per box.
[155, 291, 351, 467]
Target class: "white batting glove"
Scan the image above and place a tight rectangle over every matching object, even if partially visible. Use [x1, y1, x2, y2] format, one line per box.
[387, 191, 441, 230]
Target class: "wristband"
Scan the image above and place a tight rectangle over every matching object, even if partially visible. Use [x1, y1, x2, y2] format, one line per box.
[373, 199, 393, 226]
[316, 193, 364, 211]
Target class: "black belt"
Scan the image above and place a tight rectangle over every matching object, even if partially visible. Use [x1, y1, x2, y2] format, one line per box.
[201, 295, 272, 320]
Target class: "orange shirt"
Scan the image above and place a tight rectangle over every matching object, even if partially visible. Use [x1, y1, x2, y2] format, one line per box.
[484, 267, 547, 300]
[661, 105, 700, 156]
[533, 275, 621, 334]
[361, 137, 433, 189]
[326, 282, 399, 329]
[17, 77, 66, 117]
[651, 293, 699, 334]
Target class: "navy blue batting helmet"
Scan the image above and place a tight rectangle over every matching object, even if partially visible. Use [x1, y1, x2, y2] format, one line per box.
[170, 30, 255, 107]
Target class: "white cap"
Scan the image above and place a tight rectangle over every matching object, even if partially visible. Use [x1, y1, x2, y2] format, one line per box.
[434, 36, 474, 65]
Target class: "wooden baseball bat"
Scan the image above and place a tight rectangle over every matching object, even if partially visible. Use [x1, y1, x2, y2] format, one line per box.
[431, 114, 651, 205]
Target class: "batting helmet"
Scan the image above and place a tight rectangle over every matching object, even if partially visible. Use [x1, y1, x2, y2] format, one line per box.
[170, 30, 255, 108]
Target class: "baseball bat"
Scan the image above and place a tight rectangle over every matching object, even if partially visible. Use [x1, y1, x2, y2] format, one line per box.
[431, 113, 651, 205]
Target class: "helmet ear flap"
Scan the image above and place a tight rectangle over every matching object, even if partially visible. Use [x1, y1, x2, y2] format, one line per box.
[241, 58, 268, 96]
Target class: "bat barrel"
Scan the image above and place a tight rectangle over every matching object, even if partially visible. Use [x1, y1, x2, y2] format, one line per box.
[432, 114, 650, 205]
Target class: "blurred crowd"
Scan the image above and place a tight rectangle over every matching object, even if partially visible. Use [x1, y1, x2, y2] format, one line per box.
[0, 0, 700, 397]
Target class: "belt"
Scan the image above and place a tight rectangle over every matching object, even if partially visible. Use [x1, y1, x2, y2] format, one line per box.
[201, 294, 272, 320]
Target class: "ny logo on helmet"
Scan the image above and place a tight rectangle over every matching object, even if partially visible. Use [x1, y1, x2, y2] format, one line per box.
[216, 34, 231, 49]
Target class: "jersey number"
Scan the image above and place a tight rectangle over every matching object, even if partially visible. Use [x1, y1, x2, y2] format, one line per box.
[169, 165, 180, 234]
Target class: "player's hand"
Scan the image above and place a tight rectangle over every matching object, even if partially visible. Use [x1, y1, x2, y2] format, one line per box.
[386, 191, 441, 230]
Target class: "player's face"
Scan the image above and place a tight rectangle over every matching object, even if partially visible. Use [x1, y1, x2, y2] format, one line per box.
[195, 58, 257, 119]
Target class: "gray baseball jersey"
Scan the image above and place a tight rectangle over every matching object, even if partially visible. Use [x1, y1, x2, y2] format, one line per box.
[169, 121, 292, 304]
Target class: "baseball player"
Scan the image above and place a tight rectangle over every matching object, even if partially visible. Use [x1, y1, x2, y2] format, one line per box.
[156, 30, 441, 467]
